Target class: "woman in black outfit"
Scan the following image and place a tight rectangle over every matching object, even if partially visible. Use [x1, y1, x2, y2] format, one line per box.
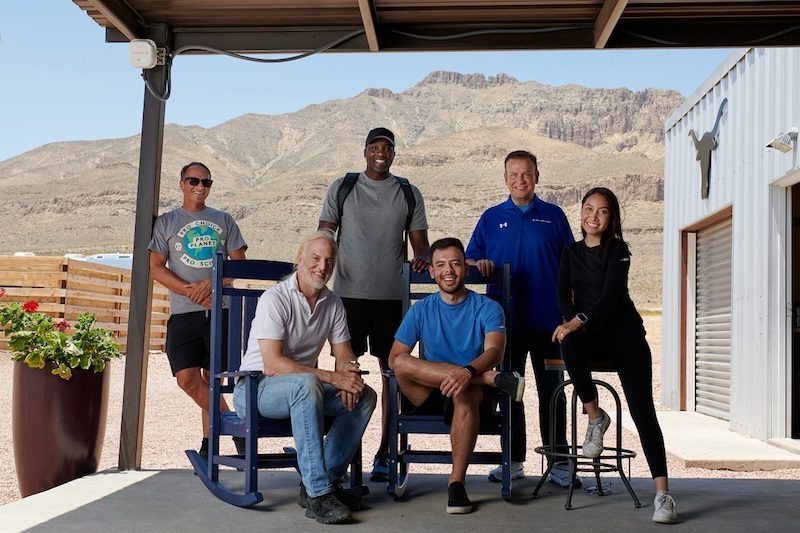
[551, 187, 677, 524]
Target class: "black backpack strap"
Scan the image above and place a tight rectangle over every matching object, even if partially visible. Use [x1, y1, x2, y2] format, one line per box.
[394, 176, 417, 233]
[336, 173, 360, 224]
[394, 175, 417, 259]
[334, 173, 360, 241]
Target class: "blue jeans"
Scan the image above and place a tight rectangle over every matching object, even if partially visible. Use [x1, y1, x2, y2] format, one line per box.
[233, 373, 376, 498]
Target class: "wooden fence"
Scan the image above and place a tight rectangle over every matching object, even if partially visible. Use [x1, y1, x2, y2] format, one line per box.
[0, 256, 170, 352]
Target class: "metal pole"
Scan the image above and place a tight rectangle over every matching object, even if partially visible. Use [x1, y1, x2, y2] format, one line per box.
[118, 25, 169, 470]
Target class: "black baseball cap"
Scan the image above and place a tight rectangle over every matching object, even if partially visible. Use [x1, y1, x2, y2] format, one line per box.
[365, 127, 395, 147]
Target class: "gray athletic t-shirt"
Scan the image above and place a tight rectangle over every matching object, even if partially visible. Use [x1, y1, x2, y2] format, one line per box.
[319, 172, 428, 300]
[149, 206, 247, 315]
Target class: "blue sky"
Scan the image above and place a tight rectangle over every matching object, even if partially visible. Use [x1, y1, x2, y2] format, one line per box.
[0, 2, 735, 163]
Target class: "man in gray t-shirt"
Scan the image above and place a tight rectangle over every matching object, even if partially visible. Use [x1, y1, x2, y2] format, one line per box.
[318, 127, 430, 481]
[148, 161, 247, 461]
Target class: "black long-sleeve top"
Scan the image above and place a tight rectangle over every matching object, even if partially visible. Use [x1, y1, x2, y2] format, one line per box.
[557, 238, 642, 331]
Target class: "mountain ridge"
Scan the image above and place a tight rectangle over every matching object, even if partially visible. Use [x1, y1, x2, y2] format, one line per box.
[0, 71, 682, 308]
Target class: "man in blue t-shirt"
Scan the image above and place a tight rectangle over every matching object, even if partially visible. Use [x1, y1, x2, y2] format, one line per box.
[389, 237, 524, 515]
[466, 150, 574, 486]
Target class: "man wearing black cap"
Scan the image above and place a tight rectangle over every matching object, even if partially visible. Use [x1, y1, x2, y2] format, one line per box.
[318, 127, 430, 482]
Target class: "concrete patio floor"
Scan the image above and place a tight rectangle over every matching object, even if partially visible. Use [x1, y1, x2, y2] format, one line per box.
[2, 468, 798, 532]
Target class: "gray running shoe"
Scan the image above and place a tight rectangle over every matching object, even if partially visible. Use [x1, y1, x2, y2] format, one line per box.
[652, 492, 678, 524]
[582, 409, 611, 458]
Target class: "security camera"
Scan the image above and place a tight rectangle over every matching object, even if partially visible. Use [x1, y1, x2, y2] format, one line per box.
[129, 39, 158, 69]
[766, 128, 798, 153]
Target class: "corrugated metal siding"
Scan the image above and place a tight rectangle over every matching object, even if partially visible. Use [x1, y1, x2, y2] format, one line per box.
[695, 219, 733, 420]
[663, 48, 800, 439]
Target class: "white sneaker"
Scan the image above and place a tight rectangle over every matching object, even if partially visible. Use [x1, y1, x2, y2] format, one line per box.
[487, 461, 524, 482]
[582, 409, 611, 458]
[652, 492, 678, 524]
[547, 464, 582, 488]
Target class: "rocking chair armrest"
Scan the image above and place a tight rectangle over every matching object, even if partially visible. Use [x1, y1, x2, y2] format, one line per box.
[219, 370, 263, 379]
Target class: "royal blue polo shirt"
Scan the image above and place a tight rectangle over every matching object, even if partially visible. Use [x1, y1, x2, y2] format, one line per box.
[466, 195, 574, 332]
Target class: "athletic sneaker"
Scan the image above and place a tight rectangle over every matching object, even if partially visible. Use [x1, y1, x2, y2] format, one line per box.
[305, 490, 352, 524]
[198, 438, 209, 463]
[446, 482, 474, 514]
[548, 464, 583, 488]
[582, 409, 611, 458]
[652, 492, 678, 524]
[370, 454, 389, 482]
[233, 436, 246, 455]
[299, 482, 368, 512]
[494, 371, 526, 402]
[487, 461, 525, 482]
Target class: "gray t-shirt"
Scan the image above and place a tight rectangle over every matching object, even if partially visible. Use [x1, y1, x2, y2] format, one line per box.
[320, 172, 428, 300]
[149, 206, 247, 315]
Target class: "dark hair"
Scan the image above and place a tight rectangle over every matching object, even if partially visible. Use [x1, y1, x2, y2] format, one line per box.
[430, 237, 465, 261]
[180, 162, 211, 180]
[580, 187, 628, 254]
[504, 150, 537, 169]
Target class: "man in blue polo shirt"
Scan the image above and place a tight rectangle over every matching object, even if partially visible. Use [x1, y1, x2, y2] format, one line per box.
[389, 237, 524, 514]
[466, 150, 574, 485]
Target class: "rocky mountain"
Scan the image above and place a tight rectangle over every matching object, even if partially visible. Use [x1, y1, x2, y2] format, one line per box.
[0, 72, 683, 309]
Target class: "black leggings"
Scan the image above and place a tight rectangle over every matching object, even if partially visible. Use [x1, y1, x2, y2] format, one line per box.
[560, 325, 668, 479]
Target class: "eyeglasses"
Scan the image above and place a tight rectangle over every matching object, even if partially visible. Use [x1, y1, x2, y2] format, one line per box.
[182, 177, 213, 187]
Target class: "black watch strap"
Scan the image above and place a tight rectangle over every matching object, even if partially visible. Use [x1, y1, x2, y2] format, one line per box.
[463, 365, 477, 377]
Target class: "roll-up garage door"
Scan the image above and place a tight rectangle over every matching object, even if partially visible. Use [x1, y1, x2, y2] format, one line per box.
[695, 218, 733, 420]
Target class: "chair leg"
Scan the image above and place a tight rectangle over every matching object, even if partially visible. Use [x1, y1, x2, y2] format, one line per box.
[606, 380, 642, 508]
[531, 459, 554, 498]
[593, 457, 604, 497]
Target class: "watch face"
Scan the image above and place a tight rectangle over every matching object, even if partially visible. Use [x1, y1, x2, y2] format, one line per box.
[577, 313, 588, 324]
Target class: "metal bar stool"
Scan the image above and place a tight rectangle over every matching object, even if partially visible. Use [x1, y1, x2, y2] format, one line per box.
[532, 357, 641, 510]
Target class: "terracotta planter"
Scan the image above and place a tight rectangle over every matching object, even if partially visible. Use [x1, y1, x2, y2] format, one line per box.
[12, 361, 111, 497]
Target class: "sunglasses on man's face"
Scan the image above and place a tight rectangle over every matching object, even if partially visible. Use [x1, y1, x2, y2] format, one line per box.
[183, 177, 213, 187]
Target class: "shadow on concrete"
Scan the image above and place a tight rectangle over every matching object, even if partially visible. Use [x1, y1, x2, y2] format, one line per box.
[10, 470, 800, 532]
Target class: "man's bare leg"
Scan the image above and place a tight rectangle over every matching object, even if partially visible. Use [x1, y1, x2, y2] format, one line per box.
[176, 367, 232, 437]
[449, 385, 482, 484]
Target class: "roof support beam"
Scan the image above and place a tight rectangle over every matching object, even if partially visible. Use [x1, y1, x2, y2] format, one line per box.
[594, 0, 628, 48]
[118, 24, 168, 471]
[82, 0, 147, 41]
[357, 0, 381, 51]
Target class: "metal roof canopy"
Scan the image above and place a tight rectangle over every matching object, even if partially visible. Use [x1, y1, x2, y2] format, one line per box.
[71, 1, 800, 471]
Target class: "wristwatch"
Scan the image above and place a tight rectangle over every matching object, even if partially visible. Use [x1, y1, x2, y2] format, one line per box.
[463, 365, 477, 377]
[575, 312, 589, 325]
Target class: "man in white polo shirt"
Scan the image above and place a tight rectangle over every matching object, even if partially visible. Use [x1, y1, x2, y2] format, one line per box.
[233, 230, 377, 525]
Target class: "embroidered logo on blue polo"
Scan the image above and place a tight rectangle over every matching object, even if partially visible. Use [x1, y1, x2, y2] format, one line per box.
[499, 222, 508, 228]
[531, 218, 552, 224]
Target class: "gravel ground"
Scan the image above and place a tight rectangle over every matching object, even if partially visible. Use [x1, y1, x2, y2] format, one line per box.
[2, 316, 798, 505]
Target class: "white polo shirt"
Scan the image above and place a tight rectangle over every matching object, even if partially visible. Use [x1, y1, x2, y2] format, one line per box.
[239, 273, 350, 372]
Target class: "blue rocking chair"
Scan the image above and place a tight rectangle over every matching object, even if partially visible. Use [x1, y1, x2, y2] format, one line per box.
[187, 253, 364, 507]
[385, 261, 515, 501]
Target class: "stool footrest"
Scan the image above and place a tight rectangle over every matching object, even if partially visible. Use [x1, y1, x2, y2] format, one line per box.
[531, 376, 642, 510]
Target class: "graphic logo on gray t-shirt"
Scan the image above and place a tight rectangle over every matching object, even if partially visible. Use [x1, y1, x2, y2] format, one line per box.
[175, 220, 225, 268]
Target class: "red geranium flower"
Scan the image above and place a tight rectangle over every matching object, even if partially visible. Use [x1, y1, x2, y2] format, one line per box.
[0, 287, 6, 299]
[54, 321, 70, 331]
[22, 300, 39, 313]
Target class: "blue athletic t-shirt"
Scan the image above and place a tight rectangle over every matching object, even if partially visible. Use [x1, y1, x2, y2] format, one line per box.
[394, 290, 505, 366]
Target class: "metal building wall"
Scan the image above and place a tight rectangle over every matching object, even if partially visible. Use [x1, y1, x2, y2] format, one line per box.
[663, 48, 800, 440]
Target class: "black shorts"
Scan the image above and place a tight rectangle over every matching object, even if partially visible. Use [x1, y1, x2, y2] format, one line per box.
[165, 310, 229, 376]
[401, 387, 499, 426]
[341, 298, 402, 359]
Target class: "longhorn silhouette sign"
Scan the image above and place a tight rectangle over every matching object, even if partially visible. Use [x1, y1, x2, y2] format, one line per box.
[689, 98, 728, 199]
